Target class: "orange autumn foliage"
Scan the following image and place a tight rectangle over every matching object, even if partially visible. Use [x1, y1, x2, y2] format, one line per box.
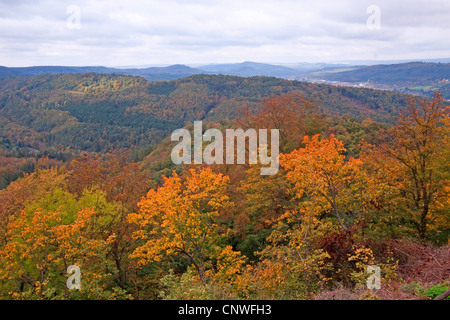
[128, 167, 235, 284]
[280, 134, 363, 229]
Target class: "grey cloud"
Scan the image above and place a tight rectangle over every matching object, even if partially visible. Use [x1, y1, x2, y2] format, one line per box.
[0, 0, 449, 66]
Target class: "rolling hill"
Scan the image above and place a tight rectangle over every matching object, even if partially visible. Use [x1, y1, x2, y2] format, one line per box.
[3, 62, 449, 99]
[0, 64, 206, 81]
[315, 62, 450, 99]
[0, 72, 411, 157]
[198, 61, 302, 78]
[0, 62, 343, 81]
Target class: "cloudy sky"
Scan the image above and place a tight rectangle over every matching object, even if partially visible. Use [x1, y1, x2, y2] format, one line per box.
[0, 0, 449, 67]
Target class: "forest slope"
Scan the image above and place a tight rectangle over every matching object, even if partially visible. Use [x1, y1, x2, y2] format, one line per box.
[0, 73, 410, 155]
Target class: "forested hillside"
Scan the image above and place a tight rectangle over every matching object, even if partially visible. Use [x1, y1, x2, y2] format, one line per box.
[1, 0, 449, 304]
[0, 87, 448, 300]
[0, 73, 408, 154]
[0, 73, 413, 189]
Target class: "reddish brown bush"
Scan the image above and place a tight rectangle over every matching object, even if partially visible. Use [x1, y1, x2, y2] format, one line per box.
[313, 283, 424, 300]
[386, 240, 450, 284]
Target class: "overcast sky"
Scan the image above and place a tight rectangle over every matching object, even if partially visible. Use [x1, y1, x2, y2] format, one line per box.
[0, 0, 449, 67]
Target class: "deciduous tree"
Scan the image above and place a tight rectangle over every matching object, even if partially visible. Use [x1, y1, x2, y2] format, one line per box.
[128, 167, 233, 284]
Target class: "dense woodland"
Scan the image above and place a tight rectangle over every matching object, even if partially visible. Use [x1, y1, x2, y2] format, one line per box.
[0, 73, 409, 189]
[0, 73, 448, 300]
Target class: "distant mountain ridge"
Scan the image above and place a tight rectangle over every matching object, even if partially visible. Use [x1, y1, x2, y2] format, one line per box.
[0, 62, 340, 81]
[0, 64, 206, 81]
[1, 61, 450, 98]
[316, 62, 450, 99]
[198, 61, 301, 78]
[320, 62, 450, 83]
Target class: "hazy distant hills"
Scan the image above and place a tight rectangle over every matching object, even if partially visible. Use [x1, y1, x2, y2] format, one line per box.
[0, 65, 118, 77]
[1, 61, 449, 98]
[121, 64, 207, 80]
[0, 64, 206, 81]
[198, 61, 302, 78]
[0, 62, 342, 81]
[315, 62, 450, 99]
[2, 61, 449, 83]
[320, 62, 450, 84]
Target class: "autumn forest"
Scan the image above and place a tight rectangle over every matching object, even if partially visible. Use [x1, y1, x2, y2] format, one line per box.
[0, 74, 449, 300]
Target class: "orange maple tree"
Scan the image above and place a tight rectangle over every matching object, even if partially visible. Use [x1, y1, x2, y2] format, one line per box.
[280, 134, 363, 230]
[128, 167, 236, 284]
